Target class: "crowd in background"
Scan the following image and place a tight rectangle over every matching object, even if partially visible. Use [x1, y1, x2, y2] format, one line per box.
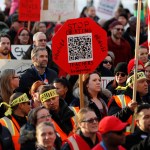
[0, 0, 150, 150]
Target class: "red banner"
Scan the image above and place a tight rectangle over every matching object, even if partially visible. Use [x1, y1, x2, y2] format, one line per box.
[19, 0, 40, 21]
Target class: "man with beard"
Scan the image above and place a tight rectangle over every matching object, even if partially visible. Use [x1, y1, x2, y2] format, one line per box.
[0, 34, 16, 59]
[107, 21, 132, 66]
[16, 47, 57, 97]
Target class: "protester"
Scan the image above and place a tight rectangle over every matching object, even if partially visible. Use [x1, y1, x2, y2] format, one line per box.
[0, 69, 20, 117]
[108, 20, 132, 66]
[36, 122, 57, 150]
[106, 62, 128, 95]
[30, 80, 46, 108]
[0, 33, 16, 59]
[14, 27, 32, 45]
[22, 31, 58, 72]
[0, 92, 31, 150]
[124, 103, 150, 150]
[17, 46, 58, 97]
[92, 116, 127, 150]
[138, 45, 149, 65]
[96, 51, 114, 77]
[108, 71, 149, 134]
[19, 106, 62, 150]
[39, 85, 76, 141]
[53, 77, 79, 106]
[61, 108, 101, 150]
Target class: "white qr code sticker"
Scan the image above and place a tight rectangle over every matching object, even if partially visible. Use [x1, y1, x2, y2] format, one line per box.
[67, 33, 93, 63]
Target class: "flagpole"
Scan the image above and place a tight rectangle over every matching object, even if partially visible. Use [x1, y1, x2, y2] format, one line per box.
[131, 0, 142, 133]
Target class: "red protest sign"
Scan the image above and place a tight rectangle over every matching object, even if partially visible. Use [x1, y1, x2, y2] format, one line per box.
[19, 0, 40, 21]
[52, 18, 108, 75]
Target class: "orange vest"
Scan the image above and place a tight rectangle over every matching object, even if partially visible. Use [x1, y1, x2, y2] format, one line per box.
[109, 95, 134, 134]
[66, 132, 102, 150]
[0, 116, 20, 150]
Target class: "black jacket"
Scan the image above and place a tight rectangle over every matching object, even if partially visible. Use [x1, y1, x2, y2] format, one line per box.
[50, 99, 75, 135]
[0, 123, 14, 150]
[22, 45, 58, 73]
[16, 65, 58, 97]
[124, 127, 149, 150]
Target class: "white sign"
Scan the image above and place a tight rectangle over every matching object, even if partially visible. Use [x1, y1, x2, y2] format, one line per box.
[11, 45, 30, 60]
[0, 60, 32, 75]
[101, 76, 114, 88]
[40, 0, 78, 22]
[96, 0, 120, 20]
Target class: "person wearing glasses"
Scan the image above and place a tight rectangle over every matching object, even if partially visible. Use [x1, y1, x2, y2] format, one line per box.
[0, 69, 20, 118]
[19, 106, 62, 150]
[92, 116, 127, 150]
[106, 62, 128, 95]
[96, 51, 114, 77]
[108, 71, 149, 135]
[39, 84, 76, 142]
[14, 27, 32, 45]
[0, 92, 31, 150]
[108, 20, 132, 67]
[61, 108, 102, 150]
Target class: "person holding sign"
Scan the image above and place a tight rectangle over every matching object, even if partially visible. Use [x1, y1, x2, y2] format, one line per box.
[0, 92, 31, 150]
[108, 71, 149, 134]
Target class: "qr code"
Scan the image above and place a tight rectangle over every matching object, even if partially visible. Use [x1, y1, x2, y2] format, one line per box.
[67, 33, 93, 63]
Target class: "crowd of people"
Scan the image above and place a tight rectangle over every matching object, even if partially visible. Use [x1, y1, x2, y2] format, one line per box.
[0, 1, 150, 150]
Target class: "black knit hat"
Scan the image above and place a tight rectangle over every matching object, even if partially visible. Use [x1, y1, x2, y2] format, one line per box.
[114, 62, 128, 75]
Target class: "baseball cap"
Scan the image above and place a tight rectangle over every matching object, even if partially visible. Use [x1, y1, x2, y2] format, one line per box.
[98, 116, 128, 134]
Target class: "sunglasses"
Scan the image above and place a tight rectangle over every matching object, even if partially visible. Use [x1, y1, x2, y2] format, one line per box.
[103, 60, 113, 65]
[82, 117, 99, 123]
[116, 72, 126, 77]
[37, 114, 52, 120]
[114, 28, 124, 32]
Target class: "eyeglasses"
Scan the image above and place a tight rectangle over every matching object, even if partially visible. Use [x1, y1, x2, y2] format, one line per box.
[103, 60, 113, 65]
[114, 28, 124, 32]
[13, 76, 20, 79]
[20, 34, 29, 36]
[37, 114, 52, 120]
[38, 39, 47, 42]
[82, 117, 99, 123]
[116, 72, 126, 77]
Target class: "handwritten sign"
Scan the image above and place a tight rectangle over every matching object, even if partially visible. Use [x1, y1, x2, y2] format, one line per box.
[40, 0, 77, 22]
[19, 0, 40, 21]
[11, 45, 30, 60]
[96, 0, 120, 20]
[52, 18, 108, 75]
[0, 60, 32, 75]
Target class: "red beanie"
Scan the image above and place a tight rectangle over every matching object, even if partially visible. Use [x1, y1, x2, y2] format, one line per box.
[109, 21, 123, 29]
[127, 58, 145, 74]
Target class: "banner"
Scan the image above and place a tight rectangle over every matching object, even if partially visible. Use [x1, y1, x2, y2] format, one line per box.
[19, 0, 40, 21]
[96, 0, 120, 20]
[0, 60, 32, 75]
[40, 0, 78, 22]
[11, 45, 30, 60]
[101, 77, 114, 88]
